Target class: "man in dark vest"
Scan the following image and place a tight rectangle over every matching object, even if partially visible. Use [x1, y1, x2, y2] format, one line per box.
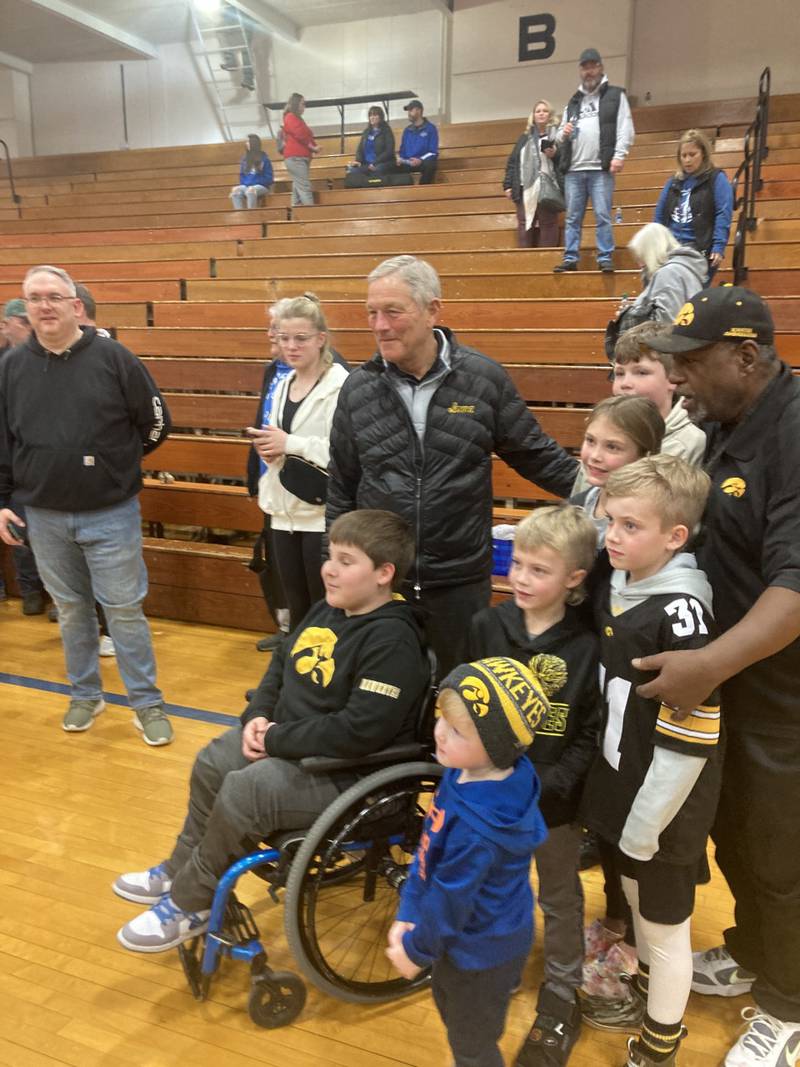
[554, 48, 634, 274]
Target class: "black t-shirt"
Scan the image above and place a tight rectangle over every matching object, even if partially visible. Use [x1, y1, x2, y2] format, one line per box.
[699, 362, 800, 736]
[582, 590, 722, 864]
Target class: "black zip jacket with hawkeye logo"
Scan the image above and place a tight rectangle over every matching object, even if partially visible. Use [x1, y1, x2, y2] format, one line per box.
[0, 326, 170, 512]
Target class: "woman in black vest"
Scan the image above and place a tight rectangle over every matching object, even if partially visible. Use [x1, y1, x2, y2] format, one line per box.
[349, 106, 396, 177]
[654, 129, 733, 279]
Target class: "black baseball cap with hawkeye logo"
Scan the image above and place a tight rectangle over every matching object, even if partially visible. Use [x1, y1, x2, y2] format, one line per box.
[648, 285, 775, 354]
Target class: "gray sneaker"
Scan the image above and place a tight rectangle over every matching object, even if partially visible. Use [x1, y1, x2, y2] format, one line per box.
[580, 991, 645, 1033]
[117, 895, 209, 953]
[134, 705, 174, 747]
[63, 698, 105, 732]
[113, 861, 172, 904]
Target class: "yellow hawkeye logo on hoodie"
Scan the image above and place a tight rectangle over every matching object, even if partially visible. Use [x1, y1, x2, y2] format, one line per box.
[292, 627, 337, 687]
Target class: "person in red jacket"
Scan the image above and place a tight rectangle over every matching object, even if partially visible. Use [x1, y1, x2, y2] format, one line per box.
[282, 92, 319, 207]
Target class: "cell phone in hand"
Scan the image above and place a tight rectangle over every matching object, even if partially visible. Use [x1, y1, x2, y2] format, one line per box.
[7, 521, 29, 546]
[540, 137, 553, 150]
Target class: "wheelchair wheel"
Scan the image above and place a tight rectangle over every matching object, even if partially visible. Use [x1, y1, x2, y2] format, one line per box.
[284, 761, 443, 1004]
[248, 970, 306, 1028]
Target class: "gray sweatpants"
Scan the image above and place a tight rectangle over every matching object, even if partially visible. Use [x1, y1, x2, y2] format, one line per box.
[284, 156, 313, 206]
[167, 725, 351, 910]
[534, 822, 585, 1001]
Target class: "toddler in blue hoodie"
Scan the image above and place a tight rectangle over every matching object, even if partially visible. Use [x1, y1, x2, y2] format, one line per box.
[387, 656, 557, 1067]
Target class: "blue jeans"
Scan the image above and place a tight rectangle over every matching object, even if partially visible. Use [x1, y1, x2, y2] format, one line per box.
[563, 169, 615, 263]
[25, 497, 162, 710]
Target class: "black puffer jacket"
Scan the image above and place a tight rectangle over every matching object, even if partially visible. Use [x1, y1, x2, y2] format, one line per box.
[326, 329, 578, 590]
[355, 123, 396, 167]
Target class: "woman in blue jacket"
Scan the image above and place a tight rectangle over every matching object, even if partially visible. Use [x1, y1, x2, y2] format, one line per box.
[654, 129, 733, 278]
[230, 134, 274, 209]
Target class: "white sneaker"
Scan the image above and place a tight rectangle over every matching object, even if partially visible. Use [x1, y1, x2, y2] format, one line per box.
[99, 635, 116, 657]
[692, 945, 756, 997]
[117, 895, 209, 953]
[725, 1008, 800, 1066]
[112, 861, 172, 905]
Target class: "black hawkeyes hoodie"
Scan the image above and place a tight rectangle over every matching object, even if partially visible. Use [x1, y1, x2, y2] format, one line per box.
[242, 597, 429, 761]
[469, 600, 601, 826]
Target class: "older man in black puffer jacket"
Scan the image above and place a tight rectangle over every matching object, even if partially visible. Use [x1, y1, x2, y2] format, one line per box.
[326, 254, 578, 675]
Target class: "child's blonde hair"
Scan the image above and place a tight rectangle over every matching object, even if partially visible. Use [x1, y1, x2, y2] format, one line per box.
[514, 505, 598, 605]
[586, 395, 665, 457]
[604, 454, 711, 532]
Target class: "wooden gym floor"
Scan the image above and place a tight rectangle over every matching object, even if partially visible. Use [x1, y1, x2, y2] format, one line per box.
[0, 603, 748, 1066]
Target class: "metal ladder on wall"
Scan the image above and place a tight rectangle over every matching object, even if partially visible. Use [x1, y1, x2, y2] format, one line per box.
[190, 3, 263, 142]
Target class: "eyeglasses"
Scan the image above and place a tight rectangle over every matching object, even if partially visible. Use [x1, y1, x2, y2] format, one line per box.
[276, 332, 320, 346]
[25, 294, 71, 306]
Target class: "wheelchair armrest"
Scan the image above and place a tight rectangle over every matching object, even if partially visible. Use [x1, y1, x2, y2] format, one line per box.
[300, 743, 430, 774]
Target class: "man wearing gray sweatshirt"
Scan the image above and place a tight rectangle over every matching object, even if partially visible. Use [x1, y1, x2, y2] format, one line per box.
[554, 48, 635, 274]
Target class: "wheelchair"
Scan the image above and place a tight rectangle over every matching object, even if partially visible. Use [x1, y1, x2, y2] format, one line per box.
[177, 653, 442, 1028]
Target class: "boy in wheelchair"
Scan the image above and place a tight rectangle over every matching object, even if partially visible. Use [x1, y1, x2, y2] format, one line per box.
[387, 656, 557, 1067]
[114, 509, 430, 953]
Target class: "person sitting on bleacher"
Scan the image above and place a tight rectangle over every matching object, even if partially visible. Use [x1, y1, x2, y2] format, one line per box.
[230, 134, 274, 210]
[349, 105, 396, 177]
[395, 99, 439, 185]
[113, 509, 429, 953]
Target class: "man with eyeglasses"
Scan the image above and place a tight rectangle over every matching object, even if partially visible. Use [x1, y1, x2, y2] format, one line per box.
[0, 265, 174, 745]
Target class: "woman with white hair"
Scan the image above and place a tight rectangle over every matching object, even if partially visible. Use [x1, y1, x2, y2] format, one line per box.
[606, 223, 709, 356]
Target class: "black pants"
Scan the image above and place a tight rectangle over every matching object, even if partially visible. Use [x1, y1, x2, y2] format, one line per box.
[252, 514, 288, 628]
[406, 577, 492, 678]
[598, 835, 634, 944]
[432, 953, 526, 1067]
[396, 159, 437, 184]
[270, 529, 324, 631]
[713, 728, 800, 1021]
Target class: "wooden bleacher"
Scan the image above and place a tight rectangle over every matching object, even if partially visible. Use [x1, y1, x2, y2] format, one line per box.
[1, 92, 798, 629]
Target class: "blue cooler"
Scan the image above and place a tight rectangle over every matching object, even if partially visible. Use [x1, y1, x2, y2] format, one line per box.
[491, 537, 514, 576]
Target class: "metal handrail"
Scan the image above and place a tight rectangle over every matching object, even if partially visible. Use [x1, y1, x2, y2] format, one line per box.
[732, 67, 770, 284]
[0, 139, 22, 211]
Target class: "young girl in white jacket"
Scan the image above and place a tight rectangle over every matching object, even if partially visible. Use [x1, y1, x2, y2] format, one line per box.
[248, 294, 348, 630]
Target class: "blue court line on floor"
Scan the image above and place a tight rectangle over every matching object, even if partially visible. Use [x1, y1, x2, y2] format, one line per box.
[0, 671, 240, 726]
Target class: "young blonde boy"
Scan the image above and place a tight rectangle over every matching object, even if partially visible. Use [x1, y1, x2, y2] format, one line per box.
[470, 506, 601, 1067]
[581, 455, 722, 1067]
[387, 656, 557, 1067]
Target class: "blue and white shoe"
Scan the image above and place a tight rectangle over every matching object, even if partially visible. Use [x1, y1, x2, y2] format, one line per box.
[725, 1008, 800, 1066]
[117, 895, 210, 953]
[112, 862, 172, 905]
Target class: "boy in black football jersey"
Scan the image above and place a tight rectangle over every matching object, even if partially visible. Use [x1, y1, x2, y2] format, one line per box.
[581, 454, 721, 1067]
[470, 505, 602, 1067]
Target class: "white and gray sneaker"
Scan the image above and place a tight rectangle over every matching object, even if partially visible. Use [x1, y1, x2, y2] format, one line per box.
[112, 861, 172, 905]
[692, 945, 756, 997]
[725, 1008, 800, 1066]
[117, 895, 210, 953]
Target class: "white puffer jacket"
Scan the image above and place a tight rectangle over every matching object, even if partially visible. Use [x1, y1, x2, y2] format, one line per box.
[258, 361, 348, 532]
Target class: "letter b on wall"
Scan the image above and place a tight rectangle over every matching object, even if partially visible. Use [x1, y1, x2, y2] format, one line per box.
[518, 13, 556, 62]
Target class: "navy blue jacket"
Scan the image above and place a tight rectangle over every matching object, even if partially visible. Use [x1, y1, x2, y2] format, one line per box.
[397, 758, 547, 969]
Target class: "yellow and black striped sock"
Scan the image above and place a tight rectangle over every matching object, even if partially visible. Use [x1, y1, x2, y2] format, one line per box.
[632, 960, 650, 1001]
[637, 1012, 684, 1062]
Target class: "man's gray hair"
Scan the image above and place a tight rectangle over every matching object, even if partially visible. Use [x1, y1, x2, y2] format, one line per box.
[23, 264, 77, 296]
[367, 255, 441, 307]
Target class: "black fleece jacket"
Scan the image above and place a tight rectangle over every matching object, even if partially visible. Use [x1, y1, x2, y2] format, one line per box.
[326, 328, 578, 590]
[469, 600, 601, 827]
[241, 597, 429, 760]
[0, 326, 170, 511]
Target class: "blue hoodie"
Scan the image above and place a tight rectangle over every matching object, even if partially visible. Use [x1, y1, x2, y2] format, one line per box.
[397, 757, 547, 970]
[398, 118, 439, 163]
[239, 152, 274, 188]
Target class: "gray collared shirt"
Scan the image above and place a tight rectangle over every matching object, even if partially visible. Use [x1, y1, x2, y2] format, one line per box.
[382, 329, 450, 443]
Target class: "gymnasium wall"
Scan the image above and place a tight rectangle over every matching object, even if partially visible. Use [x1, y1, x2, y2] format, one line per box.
[2, 0, 795, 156]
